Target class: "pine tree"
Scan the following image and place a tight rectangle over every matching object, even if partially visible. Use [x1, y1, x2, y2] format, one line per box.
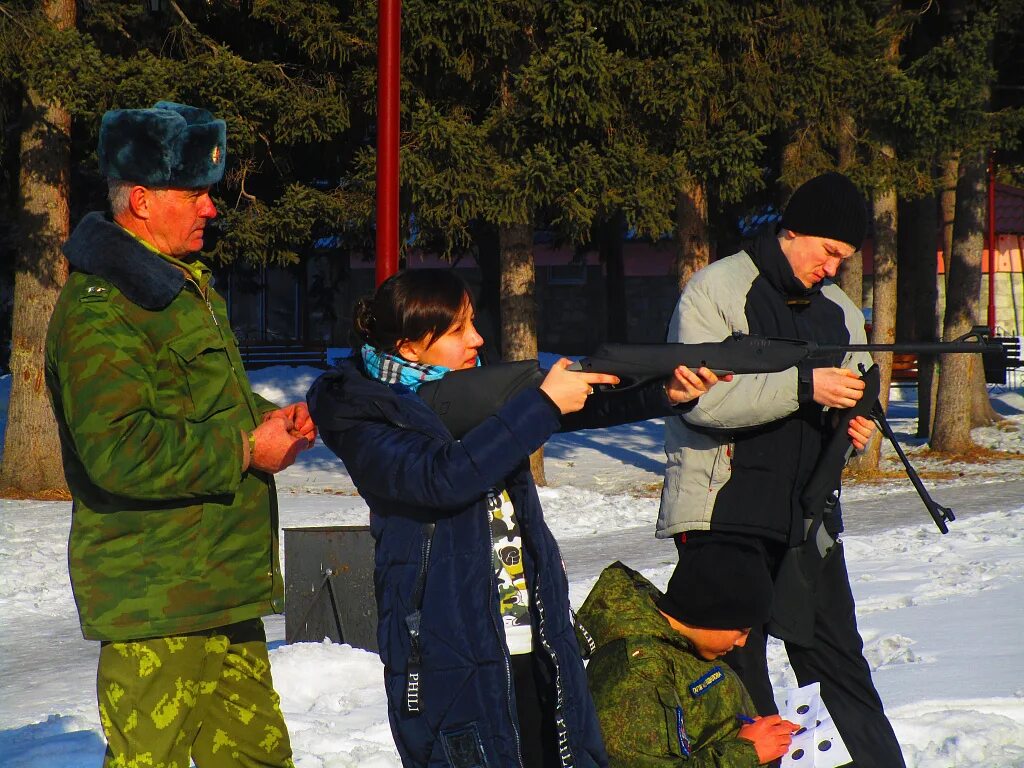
[586, 0, 769, 293]
[838, 4, 910, 470]
[5, 0, 371, 266]
[391, 1, 641, 482]
[921, 2, 1020, 450]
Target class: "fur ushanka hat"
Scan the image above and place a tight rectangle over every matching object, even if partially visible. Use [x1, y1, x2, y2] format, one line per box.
[98, 101, 226, 189]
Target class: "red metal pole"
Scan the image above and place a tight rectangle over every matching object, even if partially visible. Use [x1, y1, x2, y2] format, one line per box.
[376, 0, 401, 286]
[988, 153, 997, 334]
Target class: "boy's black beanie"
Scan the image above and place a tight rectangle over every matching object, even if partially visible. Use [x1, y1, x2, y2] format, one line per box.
[657, 536, 774, 630]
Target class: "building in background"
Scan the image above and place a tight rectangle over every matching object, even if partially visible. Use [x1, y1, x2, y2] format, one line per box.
[210, 183, 1024, 359]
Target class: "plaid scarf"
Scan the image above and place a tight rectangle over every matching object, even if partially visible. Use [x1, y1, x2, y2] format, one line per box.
[361, 344, 451, 391]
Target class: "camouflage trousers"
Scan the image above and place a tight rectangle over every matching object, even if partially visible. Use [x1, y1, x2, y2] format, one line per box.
[96, 618, 294, 768]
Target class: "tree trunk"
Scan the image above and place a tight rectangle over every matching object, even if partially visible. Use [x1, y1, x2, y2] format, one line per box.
[0, 0, 75, 497]
[938, 153, 959, 295]
[944, 0, 998, 430]
[969, 353, 999, 426]
[498, 222, 538, 361]
[835, 252, 863, 310]
[896, 193, 941, 437]
[498, 221, 545, 485]
[932, 150, 988, 452]
[835, 113, 863, 308]
[672, 181, 709, 294]
[850, 181, 897, 471]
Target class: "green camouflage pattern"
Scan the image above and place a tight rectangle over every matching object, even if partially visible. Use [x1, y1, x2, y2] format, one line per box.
[577, 562, 762, 767]
[45, 251, 283, 642]
[97, 618, 294, 768]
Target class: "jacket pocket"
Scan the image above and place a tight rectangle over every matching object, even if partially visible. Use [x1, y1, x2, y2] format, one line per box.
[169, 329, 237, 422]
[385, 670, 494, 768]
[662, 420, 733, 528]
[440, 723, 490, 768]
[97, 503, 204, 585]
[709, 440, 734, 489]
[657, 685, 692, 759]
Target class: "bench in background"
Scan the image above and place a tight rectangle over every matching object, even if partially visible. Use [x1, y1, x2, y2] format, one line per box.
[237, 340, 329, 370]
[891, 352, 918, 385]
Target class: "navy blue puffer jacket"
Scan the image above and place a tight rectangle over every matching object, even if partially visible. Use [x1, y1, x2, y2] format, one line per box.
[308, 358, 686, 768]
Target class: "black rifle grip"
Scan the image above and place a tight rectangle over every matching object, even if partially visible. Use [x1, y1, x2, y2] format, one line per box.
[770, 364, 881, 646]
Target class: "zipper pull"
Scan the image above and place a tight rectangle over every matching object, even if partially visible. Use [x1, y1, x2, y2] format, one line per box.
[186, 275, 219, 326]
[204, 295, 219, 326]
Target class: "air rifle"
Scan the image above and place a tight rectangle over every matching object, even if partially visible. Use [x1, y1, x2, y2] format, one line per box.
[419, 327, 1019, 438]
[567, 326, 1019, 385]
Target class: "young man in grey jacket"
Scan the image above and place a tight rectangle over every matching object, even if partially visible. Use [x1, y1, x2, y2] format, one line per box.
[658, 172, 905, 768]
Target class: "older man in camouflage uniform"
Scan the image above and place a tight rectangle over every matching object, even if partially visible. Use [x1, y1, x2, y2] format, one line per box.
[45, 101, 313, 767]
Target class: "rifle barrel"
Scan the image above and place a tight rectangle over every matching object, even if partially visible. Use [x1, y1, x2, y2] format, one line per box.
[816, 342, 1001, 355]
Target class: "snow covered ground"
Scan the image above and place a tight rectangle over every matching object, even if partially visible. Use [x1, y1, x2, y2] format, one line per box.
[2, 365, 1024, 767]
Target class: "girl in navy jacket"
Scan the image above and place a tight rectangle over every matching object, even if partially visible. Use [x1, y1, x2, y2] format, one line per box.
[308, 270, 719, 768]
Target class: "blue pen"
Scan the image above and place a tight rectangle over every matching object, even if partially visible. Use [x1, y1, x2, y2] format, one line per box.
[736, 714, 756, 725]
[676, 706, 692, 757]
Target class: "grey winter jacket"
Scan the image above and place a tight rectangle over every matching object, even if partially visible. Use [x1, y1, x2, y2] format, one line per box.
[657, 233, 871, 544]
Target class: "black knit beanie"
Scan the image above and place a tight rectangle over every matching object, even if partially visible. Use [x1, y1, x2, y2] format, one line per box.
[657, 537, 774, 630]
[779, 171, 868, 249]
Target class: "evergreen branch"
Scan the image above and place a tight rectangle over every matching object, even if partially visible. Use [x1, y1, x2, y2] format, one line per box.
[234, 162, 258, 208]
[271, 61, 294, 86]
[259, 131, 281, 173]
[107, 18, 135, 43]
[168, 0, 220, 54]
[0, 3, 37, 37]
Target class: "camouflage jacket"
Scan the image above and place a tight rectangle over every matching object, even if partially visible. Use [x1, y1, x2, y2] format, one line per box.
[45, 211, 283, 642]
[577, 562, 762, 767]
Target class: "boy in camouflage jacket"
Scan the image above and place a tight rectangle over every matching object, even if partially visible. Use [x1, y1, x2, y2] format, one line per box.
[577, 548, 797, 767]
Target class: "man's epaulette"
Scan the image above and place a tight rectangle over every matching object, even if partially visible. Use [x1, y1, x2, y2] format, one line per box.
[79, 284, 110, 303]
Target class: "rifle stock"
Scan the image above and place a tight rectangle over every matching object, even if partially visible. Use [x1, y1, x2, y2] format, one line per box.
[417, 360, 544, 439]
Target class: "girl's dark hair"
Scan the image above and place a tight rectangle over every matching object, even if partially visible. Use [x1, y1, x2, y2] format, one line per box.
[352, 269, 473, 353]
